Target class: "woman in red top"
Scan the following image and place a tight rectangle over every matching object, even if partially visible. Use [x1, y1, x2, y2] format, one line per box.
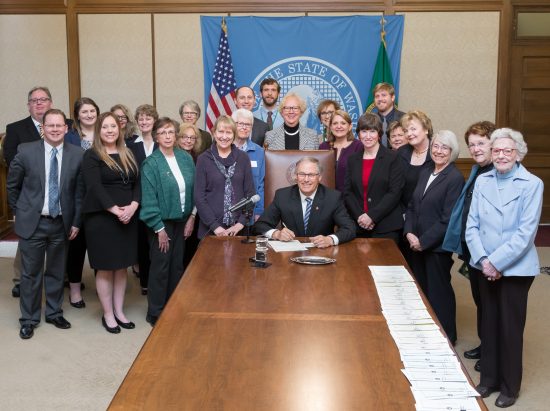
[344, 113, 405, 243]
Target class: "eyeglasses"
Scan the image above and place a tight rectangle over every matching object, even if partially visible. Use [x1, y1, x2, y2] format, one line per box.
[432, 144, 451, 153]
[28, 97, 51, 105]
[236, 122, 252, 129]
[468, 141, 488, 149]
[492, 148, 516, 156]
[44, 124, 65, 129]
[283, 106, 300, 113]
[320, 110, 335, 117]
[117, 115, 128, 122]
[157, 130, 176, 137]
[181, 135, 197, 141]
[182, 111, 198, 117]
[296, 172, 320, 179]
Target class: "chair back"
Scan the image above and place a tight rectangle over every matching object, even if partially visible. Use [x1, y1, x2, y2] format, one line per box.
[264, 150, 335, 209]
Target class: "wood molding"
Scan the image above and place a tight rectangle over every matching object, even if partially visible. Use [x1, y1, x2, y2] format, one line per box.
[66, 0, 81, 106]
[0, 0, 66, 13]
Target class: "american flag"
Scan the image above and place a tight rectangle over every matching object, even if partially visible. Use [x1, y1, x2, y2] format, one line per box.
[205, 19, 237, 132]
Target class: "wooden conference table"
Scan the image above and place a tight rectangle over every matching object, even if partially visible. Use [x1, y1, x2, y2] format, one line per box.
[109, 237, 486, 410]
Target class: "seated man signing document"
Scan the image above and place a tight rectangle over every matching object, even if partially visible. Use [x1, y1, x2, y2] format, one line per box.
[255, 157, 356, 248]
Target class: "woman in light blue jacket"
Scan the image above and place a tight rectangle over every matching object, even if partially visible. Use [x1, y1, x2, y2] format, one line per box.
[466, 128, 543, 408]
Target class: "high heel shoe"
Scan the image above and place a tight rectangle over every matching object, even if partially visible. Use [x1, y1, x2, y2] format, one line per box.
[101, 317, 121, 334]
[115, 316, 135, 329]
[70, 299, 86, 309]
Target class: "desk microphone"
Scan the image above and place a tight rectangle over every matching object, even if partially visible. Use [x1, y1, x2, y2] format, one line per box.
[229, 194, 261, 213]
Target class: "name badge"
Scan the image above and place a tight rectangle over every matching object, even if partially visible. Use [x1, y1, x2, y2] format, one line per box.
[251, 160, 258, 167]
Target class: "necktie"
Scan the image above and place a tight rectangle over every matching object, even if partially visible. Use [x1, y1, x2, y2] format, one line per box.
[304, 197, 312, 234]
[267, 111, 273, 130]
[39, 124, 44, 138]
[48, 147, 60, 217]
[382, 116, 388, 147]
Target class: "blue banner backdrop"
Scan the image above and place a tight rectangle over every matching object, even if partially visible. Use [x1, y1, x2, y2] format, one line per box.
[201, 15, 404, 133]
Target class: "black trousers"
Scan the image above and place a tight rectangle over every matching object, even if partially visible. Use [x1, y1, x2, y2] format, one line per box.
[137, 220, 151, 289]
[468, 265, 483, 340]
[66, 225, 86, 283]
[479, 275, 534, 397]
[147, 221, 184, 318]
[408, 250, 457, 344]
[19, 216, 67, 325]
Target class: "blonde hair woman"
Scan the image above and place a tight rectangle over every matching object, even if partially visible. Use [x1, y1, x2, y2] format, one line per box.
[81, 112, 140, 334]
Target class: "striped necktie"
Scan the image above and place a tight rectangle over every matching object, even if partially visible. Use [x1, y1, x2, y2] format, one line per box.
[267, 111, 273, 130]
[39, 124, 44, 138]
[304, 197, 312, 234]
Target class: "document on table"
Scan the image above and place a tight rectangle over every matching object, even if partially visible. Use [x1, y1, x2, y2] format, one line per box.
[371, 265, 480, 410]
[268, 240, 311, 252]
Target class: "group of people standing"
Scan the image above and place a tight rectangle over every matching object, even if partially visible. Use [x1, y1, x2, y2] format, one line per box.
[3, 79, 543, 408]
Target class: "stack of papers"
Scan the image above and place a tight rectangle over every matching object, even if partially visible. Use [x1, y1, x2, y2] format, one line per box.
[369, 266, 481, 411]
[268, 240, 312, 252]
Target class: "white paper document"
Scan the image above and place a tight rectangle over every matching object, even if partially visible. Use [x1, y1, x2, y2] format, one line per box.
[267, 240, 309, 252]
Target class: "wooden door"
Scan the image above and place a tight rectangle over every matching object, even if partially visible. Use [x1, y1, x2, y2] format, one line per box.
[509, 43, 550, 222]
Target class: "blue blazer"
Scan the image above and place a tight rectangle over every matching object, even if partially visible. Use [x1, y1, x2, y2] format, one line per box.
[442, 164, 480, 256]
[465, 163, 543, 276]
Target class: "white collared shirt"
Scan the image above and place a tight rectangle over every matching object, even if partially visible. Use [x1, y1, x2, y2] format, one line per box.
[134, 135, 155, 157]
[41, 141, 63, 216]
[32, 117, 42, 136]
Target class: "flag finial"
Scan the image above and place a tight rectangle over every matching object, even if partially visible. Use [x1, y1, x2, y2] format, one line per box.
[222, 16, 228, 35]
[380, 15, 386, 47]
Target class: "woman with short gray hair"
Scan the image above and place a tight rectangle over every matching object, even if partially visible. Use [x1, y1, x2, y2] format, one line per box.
[466, 128, 542, 408]
[404, 129, 464, 345]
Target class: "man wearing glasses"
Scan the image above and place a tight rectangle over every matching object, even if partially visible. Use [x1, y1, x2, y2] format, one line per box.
[255, 157, 355, 248]
[3, 86, 71, 298]
[234, 86, 269, 147]
[7, 109, 84, 339]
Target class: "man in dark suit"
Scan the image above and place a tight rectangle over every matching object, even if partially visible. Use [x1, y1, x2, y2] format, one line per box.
[371, 82, 405, 148]
[7, 109, 84, 339]
[234, 86, 269, 147]
[3, 86, 68, 298]
[255, 157, 355, 248]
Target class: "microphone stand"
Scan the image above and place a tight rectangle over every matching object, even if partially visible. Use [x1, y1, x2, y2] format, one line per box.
[241, 205, 255, 244]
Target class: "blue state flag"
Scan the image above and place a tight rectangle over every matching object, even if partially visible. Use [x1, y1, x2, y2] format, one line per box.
[201, 15, 404, 133]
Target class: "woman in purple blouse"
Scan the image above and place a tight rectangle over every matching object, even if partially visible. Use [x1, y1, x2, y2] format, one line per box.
[194, 115, 256, 238]
[319, 110, 363, 192]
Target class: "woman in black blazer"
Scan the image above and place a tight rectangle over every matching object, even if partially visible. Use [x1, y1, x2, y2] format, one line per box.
[344, 113, 405, 243]
[403, 130, 464, 344]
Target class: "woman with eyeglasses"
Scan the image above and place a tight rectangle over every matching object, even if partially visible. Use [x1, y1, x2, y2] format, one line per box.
[466, 128, 543, 408]
[126, 104, 159, 295]
[403, 130, 464, 345]
[64, 97, 100, 309]
[81, 112, 140, 334]
[264, 93, 319, 150]
[140, 118, 195, 327]
[442, 121, 496, 372]
[194, 115, 255, 239]
[316, 99, 341, 144]
[176, 122, 202, 269]
[110, 104, 139, 143]
[231, 109, 265, 221]
[179, 100, 213, 155]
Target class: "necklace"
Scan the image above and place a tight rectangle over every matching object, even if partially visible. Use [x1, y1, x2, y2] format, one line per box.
[285, 128, 299, 136]
[413, 147, 428, 157]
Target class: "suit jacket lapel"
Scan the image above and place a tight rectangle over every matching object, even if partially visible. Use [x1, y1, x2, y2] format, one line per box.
[290, 186, 306, 236]
[307, 185, 325, 236]
[422, 165, 450, 198]
[26, 116, 41, 141]
[38, 140, 46, 196]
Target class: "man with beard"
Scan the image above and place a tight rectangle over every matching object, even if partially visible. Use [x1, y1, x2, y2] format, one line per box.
[253, 78, 284, 131]
[371, 82, 404, 148]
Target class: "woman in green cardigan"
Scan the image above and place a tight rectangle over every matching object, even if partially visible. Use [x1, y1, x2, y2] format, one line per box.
[140, 117, 195, 326]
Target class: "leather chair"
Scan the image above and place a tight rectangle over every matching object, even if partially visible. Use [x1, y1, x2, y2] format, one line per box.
[264, 150, 335, 209]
